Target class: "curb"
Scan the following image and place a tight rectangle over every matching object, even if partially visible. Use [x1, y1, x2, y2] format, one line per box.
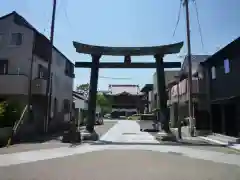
[199, 136, 240, 152]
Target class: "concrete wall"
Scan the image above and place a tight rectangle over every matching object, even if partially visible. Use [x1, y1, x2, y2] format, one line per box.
[0, 14, 33, 75]
[74, 98, 87, 110]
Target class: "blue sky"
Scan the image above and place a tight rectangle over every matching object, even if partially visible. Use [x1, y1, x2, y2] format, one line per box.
[1, 0, 239, 90]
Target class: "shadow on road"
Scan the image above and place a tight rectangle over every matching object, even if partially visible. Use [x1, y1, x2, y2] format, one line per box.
[11, 132, 64, 145]
[90, 140, 227, 148]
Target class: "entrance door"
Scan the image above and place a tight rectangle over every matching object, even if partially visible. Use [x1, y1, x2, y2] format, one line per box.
[211, 104, 222, 133]
[224, 103, 238, 137]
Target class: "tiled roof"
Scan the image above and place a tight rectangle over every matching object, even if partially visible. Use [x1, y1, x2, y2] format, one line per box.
[140, 84, 153, 92]
[72, 91, 88, 101]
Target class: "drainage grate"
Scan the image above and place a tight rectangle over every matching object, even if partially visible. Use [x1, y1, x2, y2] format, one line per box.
[122, 133, 138, 135]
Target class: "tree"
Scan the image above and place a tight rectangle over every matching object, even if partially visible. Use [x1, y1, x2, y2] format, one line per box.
[76, 83, 89, 97]
[0, 101, 21, 128]
[96, 93, 112, 114]
[76, 84, 112, 114]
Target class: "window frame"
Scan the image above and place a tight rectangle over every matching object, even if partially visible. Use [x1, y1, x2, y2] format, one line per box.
[224, 59, 230, 74]
[0, 33, 4, 44]
[0, 60, 8, 75]
[9, 32, 23, 47]
[211, 66, 216, 80]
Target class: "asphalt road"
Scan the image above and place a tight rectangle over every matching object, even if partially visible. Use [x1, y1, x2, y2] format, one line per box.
[95, 120, 117, 137]
[0, 120, 239, 180]
[0, 150, 239, 180]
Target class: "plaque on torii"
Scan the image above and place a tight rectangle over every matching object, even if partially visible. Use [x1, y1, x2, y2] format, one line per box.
[73, 41, 183, 135]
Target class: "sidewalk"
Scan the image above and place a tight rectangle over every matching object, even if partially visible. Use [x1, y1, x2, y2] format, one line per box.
[171, 127, 240, 151]
[199, 135, 240, 151]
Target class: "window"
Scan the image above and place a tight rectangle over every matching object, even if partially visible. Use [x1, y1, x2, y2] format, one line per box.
[10, 33, 23, 46]
[65, 60, 74, 77]
[224, 59, 230, 74]
[38, 64, 47, 79]
[63, 99, 70, 113]
[0, 60, 8, 74]
[0, 33, 3, 44]
[211, 66, 216, 79]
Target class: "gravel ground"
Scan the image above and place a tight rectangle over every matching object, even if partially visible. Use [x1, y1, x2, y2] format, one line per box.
[0, 150, 239, 180]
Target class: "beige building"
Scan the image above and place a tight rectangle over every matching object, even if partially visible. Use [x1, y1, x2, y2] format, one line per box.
[0, 12, 74, 133]
[152, 70, 179, 109]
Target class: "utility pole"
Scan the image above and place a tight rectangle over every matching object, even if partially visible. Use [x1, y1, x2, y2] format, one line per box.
[45, 0, 57, 133]
[184, 0, 195, 136]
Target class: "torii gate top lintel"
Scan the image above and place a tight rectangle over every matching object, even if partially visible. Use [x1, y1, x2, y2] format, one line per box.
[73, 41, 183, 56]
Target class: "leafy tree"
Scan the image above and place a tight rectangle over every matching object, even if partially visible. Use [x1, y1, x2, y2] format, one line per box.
[96, 93, 112, 114]
[76, 83, 89, 96]
[0, 101, 21, 128]
[76, 84, 112, 114]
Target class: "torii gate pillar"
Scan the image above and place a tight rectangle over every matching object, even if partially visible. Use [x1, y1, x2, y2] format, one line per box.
[86, 55, 101, 133]
[154, 54, 170, 132]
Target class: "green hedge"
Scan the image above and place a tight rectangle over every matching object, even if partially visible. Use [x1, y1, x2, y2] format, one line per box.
[0, 101, 22, 128]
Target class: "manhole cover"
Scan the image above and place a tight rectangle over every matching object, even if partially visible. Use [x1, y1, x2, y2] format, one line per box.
[122, 133, 138, 135]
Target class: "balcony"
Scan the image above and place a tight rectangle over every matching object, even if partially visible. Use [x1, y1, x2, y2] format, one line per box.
[0, 74, 28, 95]
[32, 78, 47, 95]
[169, 78, 204, 104]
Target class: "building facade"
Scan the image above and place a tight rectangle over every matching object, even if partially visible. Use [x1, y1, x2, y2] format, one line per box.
[200, 37, 240, 137]
[0, 12, 74, 133]
[73, 91, 88, 125]
[168, 55, 209, 130]
[152, 70, 180, 110]
[105, 84, 144, 118]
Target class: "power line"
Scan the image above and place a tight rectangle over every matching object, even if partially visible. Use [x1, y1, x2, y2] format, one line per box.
[62, 0, 72, 29]
[193, 0, 205, 51]
[172, 0, 183, 38]
[99, 76, 132, 80]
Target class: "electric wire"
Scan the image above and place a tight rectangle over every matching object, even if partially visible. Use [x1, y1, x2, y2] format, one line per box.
[172, 1, 183, 38]
[193, 0, 205, 51]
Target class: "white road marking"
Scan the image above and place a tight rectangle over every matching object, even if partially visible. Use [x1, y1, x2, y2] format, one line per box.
[0, 120, 239, 167]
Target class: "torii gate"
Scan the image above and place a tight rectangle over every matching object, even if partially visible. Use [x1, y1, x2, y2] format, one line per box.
[73, 41, 183, 138]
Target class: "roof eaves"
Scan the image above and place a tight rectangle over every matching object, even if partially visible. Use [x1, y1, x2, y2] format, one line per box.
[202, 37, 240, 66]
